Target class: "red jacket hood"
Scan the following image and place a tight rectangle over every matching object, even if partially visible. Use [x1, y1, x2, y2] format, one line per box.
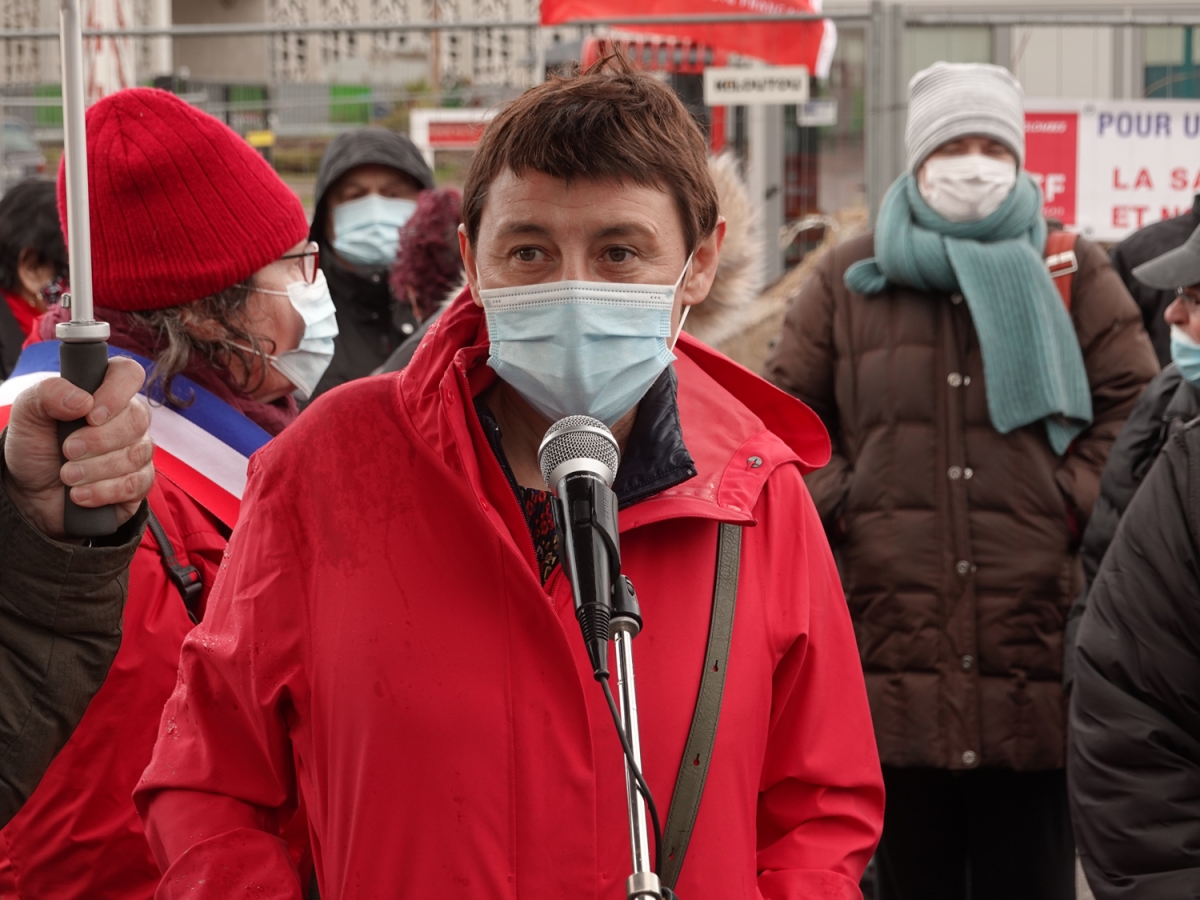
[399, 291, 830, 531]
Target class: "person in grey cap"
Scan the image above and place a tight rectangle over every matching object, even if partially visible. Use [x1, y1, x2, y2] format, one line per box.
[1109, 194, 1200, 367]
[1065, 221, 1200, 684]
[765, 61, 1157, 900]
[307, 128, 436, 400]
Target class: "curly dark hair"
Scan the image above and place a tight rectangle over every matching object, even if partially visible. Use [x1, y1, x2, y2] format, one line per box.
[0, 178, 67, 293]
[127, 281, 278, 406]
[390, 188, 464, 321]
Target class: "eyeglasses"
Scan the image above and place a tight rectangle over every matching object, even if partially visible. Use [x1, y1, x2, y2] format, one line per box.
[279, 241, 320, 285]
[1176, 285, 1200, 312]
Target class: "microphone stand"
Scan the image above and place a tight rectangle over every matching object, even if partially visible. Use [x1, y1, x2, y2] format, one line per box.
[611, 576, 663, 900]
[540, 419, 667, 900]
[584, 486, 663, 900]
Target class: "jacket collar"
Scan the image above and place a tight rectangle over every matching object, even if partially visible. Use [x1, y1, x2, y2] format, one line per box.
[399, 291, 831, 541]
[475, 368, 697, 510]
[321, 250, 393, 316]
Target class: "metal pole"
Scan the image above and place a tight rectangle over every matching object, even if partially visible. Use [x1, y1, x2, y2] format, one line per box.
[615, 628, 653, 876]
[613, 621, 662, 900]
[0, 100, 7, 199]
[865, 0, 884, 223]
[0, 12, 872, 40]
[55, 0, 117, 539]
[58, 0, 102, 338]
[0, 9, 1197, 39]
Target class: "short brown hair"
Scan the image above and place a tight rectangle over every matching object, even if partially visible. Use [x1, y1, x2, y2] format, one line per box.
[463, 60, 719, 253]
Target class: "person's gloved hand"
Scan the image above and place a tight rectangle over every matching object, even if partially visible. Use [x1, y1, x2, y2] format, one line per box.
[3, 357, 154, 540]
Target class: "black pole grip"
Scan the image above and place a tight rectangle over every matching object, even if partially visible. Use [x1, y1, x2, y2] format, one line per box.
[58, 340, 120, 538]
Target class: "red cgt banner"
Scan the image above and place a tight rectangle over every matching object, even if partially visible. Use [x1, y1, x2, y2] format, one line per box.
[540, 0, 835, 74]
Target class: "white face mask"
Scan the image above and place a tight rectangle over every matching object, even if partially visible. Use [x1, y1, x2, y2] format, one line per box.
[918, 153, 1018, 223]
[251, 269, 339, 400]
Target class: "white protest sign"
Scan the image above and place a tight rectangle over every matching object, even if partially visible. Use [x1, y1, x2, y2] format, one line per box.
[702, 66, 810, 106]
[1024, 99, 1200, 242]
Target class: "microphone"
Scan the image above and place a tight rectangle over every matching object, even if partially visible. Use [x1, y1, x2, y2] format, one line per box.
[538, 416, 622, 679]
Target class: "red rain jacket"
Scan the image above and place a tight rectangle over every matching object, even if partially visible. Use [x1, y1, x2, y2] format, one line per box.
[0, 474, 226, 899]
[136, 295, 884, 900]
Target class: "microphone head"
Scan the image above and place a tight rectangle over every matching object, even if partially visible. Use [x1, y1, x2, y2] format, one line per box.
[538, 415, 620, 494]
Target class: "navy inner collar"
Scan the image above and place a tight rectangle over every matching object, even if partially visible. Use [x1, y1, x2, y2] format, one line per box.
[475, 367, 696, 509]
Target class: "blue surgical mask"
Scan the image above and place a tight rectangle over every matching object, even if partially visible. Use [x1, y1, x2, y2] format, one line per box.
[330, 194, 417, 267]
[252, 269, 339, 400]
[1171, 325, 1200, 386]
[480, 255, 694, 426]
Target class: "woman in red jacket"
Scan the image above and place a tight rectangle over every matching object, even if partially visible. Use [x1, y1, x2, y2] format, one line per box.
[136, 63, 883, 900]
[0, 88, 334, 899]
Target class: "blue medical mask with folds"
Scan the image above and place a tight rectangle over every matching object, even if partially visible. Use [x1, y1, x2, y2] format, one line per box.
[1171, 325, 1200, 386]
[480, 255, 694, 426]
[330, 194, 418, 267]
[252, 269, 339, 400]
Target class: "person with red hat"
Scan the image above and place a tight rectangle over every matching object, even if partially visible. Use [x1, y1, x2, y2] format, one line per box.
[0, 86, 333, 899]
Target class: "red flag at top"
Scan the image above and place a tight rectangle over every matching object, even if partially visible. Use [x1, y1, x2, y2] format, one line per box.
[540, 0, 835, 76]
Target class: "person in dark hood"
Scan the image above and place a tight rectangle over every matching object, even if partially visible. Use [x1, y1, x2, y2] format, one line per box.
[308, 128, 435, 399]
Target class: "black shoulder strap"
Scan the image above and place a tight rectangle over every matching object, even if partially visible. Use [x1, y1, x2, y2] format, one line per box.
[660, 521, 742, 890]
[145, 507, 204, 625]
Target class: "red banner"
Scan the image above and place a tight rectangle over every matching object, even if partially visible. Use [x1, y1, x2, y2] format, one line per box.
[1024, 112, 1079, 227]
[539, 0, 832, 72]
[427, 121, 489, 149]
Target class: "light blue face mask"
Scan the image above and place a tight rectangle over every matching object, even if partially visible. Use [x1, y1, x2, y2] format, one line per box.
[1171, 325, 1200, 386]
[330, 194, 418, 267]
[480, 256, 693, 426]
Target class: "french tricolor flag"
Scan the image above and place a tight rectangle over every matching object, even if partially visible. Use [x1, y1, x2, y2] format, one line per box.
[0, 341, 271, 528]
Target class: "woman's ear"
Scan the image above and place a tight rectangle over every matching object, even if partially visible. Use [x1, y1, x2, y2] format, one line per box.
[681, 217, 727, 310]
[459, 225, 482, 307]
[16, 247, 53, 309]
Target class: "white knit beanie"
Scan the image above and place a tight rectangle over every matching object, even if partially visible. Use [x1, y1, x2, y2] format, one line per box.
[906, 62, 1025, 175]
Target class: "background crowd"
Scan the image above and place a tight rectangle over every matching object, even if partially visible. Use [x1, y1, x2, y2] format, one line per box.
[0, 53, 1198, 900]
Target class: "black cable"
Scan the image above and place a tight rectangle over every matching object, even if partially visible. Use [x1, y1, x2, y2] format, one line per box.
[599, 674, 665, 879]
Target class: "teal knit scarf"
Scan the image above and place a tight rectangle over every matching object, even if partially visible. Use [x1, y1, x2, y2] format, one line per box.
[845, 173, 1092, 455]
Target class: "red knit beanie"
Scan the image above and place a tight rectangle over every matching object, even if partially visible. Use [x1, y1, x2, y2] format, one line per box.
[57, 87, 309, 311]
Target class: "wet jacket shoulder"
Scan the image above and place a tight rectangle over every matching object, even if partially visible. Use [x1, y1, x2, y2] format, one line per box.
[0, 433, 146, 826]
[1064, 364, 1200, 686]
[1070, 414, 1200, 898]
[1109, 197, 1200, 366]
[763, 229, 1157, 771]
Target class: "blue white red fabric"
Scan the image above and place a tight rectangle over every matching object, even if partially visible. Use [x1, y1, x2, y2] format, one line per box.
[0, 340, 270, 528]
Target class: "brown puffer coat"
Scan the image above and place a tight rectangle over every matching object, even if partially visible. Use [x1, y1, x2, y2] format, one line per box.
[764, 232, 1158, 771]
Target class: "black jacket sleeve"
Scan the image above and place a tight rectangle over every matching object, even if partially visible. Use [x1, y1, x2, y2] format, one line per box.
[1069, 418, 1200, 899]
[0, 432, 146, 826]
[1064, 367, 1189, 688]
